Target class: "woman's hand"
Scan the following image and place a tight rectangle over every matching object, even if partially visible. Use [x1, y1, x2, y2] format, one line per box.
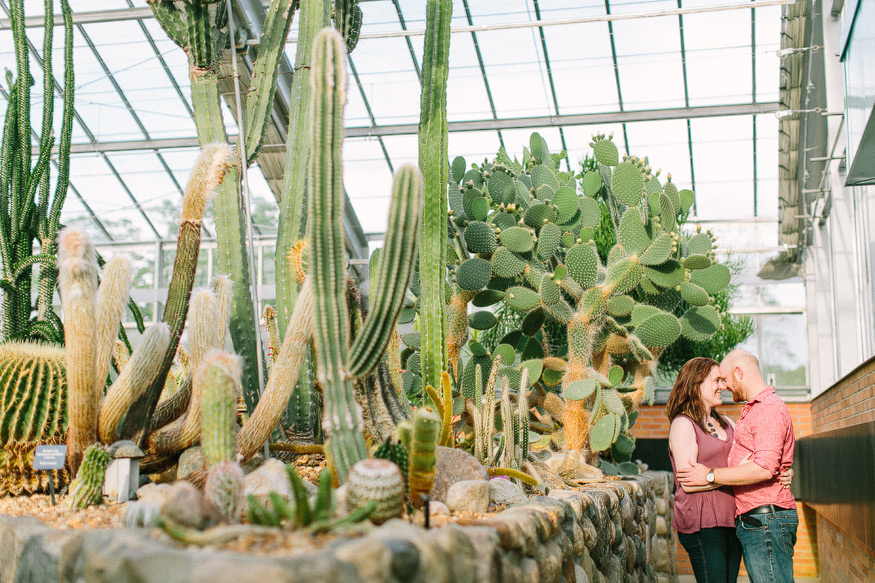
[779, 466, 794, 489]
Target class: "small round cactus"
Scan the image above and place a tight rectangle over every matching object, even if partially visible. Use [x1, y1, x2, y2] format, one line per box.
[205, 460, 245, 523]
[346, 458, 404, 525]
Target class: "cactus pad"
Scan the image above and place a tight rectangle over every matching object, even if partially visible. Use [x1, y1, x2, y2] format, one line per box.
[680, 305, 721, 341]
[564, 379, 598, 401]
[608, 365, 624, 386]
[468, 310, 498, 330]
[631, 304, 660, 326]
[552, 187, 579, 223]
[634, 312, 682, 348]
[606, 257, 643, 295]
[464, 222, 497, 254]
[643, 259, 684, 289]
[566, 244, 600, 289]
[521, 307, 546, 336]
[640, 233, 673, 266]
[618, 207, 651, 255]
[578, 197, 602, 230]
[493, 212, 517, 231]
[686, 233, 713, 256]
[602, 388, 625, 415]
[589, 413, 618, 452]
[523, 203, 557, 228]
[582, 170, 602, 196]
[472, 289, 505, 307]
[592, 138, 619, 166]
[680, 282, 710, 306]
[659, 193, 677, 232]
[540, 274, 561, 306]
[531, 165, 559, 200]
[499, 227, 535, 253]
[536, 223, 561, 260]
[457, 257, 493, 290]
[491, 247, 527, 278]
[683, 255, 712, 270]
[663, 180, 680, 214]
[505, 286, 541, 312]
[679, 189, 696, 213]
[611, 162, 644, 206]
[690, 263, 731, 294]
[487, 170, 515, 204]
[607, 294, 635, 317]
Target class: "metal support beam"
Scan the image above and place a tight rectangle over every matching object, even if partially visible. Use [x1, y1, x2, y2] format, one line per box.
[46, 103, 780, 154]
[0, 6, 152, 29]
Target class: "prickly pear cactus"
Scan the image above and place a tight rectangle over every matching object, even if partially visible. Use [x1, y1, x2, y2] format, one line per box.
[65, 444, 110, 509]
[346, 458, 404, 524]
[403, 131, 735, 463]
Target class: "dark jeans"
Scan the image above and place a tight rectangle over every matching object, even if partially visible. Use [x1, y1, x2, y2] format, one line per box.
[735, 508, 798, 583]
[678, 526, 743, 583]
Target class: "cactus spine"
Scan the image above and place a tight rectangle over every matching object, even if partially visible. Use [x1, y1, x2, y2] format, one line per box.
[408, 406, 440, 507]
[58, 227, 99, 473]
[65, 444, 110, 509]
[417, 0, 453, 392]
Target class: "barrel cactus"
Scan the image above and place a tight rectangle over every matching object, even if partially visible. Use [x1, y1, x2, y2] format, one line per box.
[346, 458, 404, 524]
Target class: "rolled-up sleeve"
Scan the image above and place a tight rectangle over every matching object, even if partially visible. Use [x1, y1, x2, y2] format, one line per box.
[747, 403, 790, 476]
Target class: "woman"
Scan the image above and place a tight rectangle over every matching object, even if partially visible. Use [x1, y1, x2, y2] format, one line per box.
[667, 357, 792, 583]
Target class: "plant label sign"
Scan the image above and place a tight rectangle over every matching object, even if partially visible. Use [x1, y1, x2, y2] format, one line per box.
[33, 445, 67, 470]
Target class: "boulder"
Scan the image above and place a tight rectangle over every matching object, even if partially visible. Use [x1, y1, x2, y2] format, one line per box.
[489, 478, 528, 507]
[244, 459, 301, 506]
[446, 480, 490, 514]
[430, 446, 488, 502]
[160, 481, 224, 529]
[544, 450, 604, 482]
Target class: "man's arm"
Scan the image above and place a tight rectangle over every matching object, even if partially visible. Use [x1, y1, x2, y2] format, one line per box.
[677, 459, 771, 487]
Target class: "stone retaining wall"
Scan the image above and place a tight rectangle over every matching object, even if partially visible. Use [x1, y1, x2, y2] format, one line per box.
[0, 471, 677, 583]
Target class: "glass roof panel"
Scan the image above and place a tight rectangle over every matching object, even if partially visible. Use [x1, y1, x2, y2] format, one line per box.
[380, 133, 420, 168]
[680, 0, 753, 106]
[342, 138, 394, 234]
[624, 119, 692, 186]
[610, 1, 687, 110]
[755, 113, 779, 217]
[754, 5, 781, 102]
[347, 38, 422, 125]
[445, 32, 496, 121]
[689, 115, 754, 219]
[447, 130, 506, 167]
[562, 123, 627, 168]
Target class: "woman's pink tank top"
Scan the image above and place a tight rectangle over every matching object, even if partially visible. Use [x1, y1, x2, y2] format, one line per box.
[669, 414, 737, 533]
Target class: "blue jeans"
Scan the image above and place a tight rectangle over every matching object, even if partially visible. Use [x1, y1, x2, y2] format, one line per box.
[677, 527, 742, 583]
[735, 508, 798, 583]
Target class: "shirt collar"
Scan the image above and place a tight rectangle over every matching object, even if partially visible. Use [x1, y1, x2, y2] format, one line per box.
[748, 385, 776, 404]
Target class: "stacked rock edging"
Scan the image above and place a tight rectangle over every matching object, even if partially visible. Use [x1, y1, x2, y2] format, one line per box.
[0, 471, 677, 583]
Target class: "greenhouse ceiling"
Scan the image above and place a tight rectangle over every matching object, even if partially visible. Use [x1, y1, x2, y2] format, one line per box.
[0, 0, 788, 246]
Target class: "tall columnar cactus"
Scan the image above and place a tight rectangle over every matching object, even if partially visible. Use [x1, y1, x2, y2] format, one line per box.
[200, 350, 245, 523]
[276, 0, 330, 338]
[149, 0, 297, 413]
[408, 406, 440, 507]
[58, 227, 99, 473]
[118, 144, 232, 445]
[94, 257, 133, 392]
[1, 0, 74, 343]
[189, 290, 220, 371]
[0, 342, 68, 496]
[65, 444, 110, 509]
[97, 323, 171, 444]
[417, 0, 453, 392]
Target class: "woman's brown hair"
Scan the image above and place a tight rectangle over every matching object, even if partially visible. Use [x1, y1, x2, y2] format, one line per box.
[665, 357, 728, 433]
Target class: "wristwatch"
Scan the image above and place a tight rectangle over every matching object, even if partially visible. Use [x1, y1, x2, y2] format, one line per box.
[705, 469, 715, 484]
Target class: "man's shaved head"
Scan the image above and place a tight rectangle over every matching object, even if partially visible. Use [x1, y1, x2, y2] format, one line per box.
[720, 349, 763, 401]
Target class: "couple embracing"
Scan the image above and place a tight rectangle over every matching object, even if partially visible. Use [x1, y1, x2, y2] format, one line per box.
[667, 350, 798, 583]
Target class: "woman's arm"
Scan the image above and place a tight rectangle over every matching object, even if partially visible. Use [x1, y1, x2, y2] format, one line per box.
[669, 417, 718, 493]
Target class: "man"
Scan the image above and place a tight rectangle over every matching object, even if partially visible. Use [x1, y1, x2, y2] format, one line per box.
[677, 349, 797, 583]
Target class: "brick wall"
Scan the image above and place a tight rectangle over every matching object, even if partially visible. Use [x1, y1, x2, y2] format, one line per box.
[806, 356, 875, 583]
[633, 401, 817, 579]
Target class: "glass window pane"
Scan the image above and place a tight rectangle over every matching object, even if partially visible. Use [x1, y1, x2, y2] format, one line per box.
[737, 314, 807, 388]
